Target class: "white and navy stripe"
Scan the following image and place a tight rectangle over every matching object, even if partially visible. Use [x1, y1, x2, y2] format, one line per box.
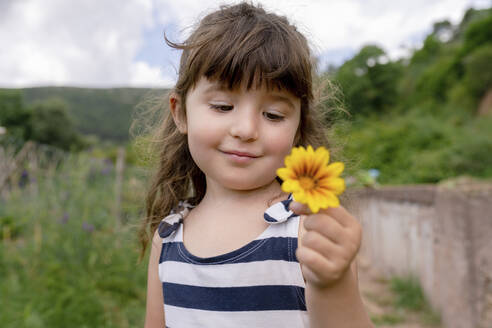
[158, 194, 309, 328]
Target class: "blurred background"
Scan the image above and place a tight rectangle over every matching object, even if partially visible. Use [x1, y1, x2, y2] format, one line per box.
[1, 0, 491, 327]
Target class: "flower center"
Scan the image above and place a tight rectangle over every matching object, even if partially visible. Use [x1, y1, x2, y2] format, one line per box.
[299, 176, 316, 190]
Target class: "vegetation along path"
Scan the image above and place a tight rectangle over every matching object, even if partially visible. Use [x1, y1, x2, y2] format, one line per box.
[358, 255, 441, 328]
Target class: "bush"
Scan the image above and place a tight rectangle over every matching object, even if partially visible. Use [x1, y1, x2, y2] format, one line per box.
[0, 90, 32, 143]
[463, 44, 492, 99]
[335, 107, 492, 184]
[29, 99, 82, 151]
[0, 151, 147, 327]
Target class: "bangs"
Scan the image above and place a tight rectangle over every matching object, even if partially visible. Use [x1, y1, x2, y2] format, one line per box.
[173, 4, 313, 102]
[201, 26, 310, 99]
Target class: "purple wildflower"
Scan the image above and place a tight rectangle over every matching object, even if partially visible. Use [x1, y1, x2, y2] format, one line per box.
[100, 165, 112, 176]
[82, 222, 95, 233]
[59, 212, 69, 224]
[18, 169, 29, 188]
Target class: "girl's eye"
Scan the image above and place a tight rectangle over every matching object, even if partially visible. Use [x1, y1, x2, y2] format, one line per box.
[209, 104, 233, 112]
[263, 112, 284, 121]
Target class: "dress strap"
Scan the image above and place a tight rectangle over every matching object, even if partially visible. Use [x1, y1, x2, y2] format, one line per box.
[157, 200, 194, 238]
[263, 193, 298, 224]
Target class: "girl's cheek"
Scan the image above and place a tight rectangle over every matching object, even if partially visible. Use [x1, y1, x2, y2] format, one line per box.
[268, 130, 296, 157]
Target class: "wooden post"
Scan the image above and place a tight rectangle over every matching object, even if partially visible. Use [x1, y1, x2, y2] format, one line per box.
[114, 147, 126, 226]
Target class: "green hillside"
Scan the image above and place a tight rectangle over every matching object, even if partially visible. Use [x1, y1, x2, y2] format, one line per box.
[327, 7, 492, 184]
[21, 87, 166, 142]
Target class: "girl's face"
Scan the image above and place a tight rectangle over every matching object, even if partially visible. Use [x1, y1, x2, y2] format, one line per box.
[173, 77, 301, 191]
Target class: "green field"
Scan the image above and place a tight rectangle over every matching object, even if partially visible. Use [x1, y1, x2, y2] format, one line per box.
[0, 148, 149, 327]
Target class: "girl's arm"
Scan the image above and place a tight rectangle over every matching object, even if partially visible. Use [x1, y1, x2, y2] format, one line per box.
[295, 205, 373, 328]
[144, 231, 166, 328]
[305, 261, 373, 327]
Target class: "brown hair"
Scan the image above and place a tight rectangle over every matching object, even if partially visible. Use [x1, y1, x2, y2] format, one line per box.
[137, 2, 336, 258]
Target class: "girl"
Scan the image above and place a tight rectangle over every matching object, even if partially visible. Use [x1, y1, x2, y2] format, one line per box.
[141, 2, 373, 327]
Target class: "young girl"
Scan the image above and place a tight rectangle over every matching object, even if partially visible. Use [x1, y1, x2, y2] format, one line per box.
[141, 2, 373, 327]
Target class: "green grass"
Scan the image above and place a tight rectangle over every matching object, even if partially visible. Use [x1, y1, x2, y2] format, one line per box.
[390, 276, 425, 310]
[390, 276, 441, 325]
[366, 276, 442, 327]
[0, 150, 149, 327]
[371, 313, 405, 325]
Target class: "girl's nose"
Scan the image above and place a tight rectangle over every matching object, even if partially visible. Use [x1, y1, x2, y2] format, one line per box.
[229, 109, 259, 141]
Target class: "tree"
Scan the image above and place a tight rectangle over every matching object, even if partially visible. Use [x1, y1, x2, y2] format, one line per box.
[463, 44, 492, 99]
[0, 90, 32, 141]
[29, 98, 81, 150]
[333, 45, 402, 116]
[432, 20, 454, 42]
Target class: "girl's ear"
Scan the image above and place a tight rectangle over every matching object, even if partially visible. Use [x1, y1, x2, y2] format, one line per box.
[169, 93, 187, 134]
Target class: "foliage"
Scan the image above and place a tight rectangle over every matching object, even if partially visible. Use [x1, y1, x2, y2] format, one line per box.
[414, 54, 459, 102]
[370, 313, 404, 325]
[410, 35, 443, 66]
[21, 87, 164, 142]
[332, 45, 403, 116]
[29, 99, 82, 151]
[390, 276, 425, 310]
[463, 44, 492, 99]
[461, 11, 492, 54]
[0, 90, 32, 143]
[0, 149, 148, 327]
[328, 6, 492, 185]
[390, 276, 441, 325]
[0, 92, 84, 151]
[334, 109, 492, 184]
[0, 215, 23, 240]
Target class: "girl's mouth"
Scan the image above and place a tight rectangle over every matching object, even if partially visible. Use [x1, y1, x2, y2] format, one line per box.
[223, 150, 259, 158]
[221, 150, 260, 164]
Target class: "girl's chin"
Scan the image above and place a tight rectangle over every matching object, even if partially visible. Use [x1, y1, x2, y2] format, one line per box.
[219, 178, 280, 193]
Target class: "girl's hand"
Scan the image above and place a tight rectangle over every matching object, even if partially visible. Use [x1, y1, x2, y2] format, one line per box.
[290, 201, 362, 290]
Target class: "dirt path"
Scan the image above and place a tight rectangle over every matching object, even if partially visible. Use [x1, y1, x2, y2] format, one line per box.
[357, 256, 441, 328]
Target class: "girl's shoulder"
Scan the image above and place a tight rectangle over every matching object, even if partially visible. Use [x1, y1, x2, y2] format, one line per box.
[157, 200, 194, 238]
[156, 194, 303, 240]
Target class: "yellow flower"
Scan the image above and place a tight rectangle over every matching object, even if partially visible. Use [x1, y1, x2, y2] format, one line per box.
[276, 146, 345, 213]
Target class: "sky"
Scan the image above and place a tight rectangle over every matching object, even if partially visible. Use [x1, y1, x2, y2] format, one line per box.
[0, 0, 489, 88]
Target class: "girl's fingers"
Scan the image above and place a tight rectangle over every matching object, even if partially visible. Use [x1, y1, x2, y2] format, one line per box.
[290, 201, 362, 248]
[296, 246, 343, 285]
[289, 201, 311, 215]
[300, 230, 345, 259]
[303, 217, 345, 245]
[319, 205, 355, 228]
[290, 201, 355, 229]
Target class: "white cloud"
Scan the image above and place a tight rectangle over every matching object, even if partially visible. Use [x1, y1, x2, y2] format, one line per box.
[154, 0, 488, 59]
[0, 0, 488, 87]
[254, 0, 489, 62]
[130, 61, 175, 87]
[0, 0, 171, 88]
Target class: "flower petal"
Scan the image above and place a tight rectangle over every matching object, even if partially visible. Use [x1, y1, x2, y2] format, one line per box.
[319, 177, 346, 195]
[314, 146, 330, 167]
[281, 179, 301, 193]
[314, 190, 330, 209]
[293, 189, 307, 204]
[325, 192, 340, 207]
[277, 167, 296, 181]
[326, 162, 344, 177]
[307, 196, 321, 213]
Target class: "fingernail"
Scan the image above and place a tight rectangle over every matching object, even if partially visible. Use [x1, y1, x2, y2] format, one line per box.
[289, 201, 302, 212]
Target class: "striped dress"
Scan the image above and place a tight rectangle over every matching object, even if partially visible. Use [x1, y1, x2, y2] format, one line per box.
[157, 194, 309, 328]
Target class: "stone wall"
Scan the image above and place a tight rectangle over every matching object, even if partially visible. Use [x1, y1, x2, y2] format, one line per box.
[347, 182, 492, 328]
